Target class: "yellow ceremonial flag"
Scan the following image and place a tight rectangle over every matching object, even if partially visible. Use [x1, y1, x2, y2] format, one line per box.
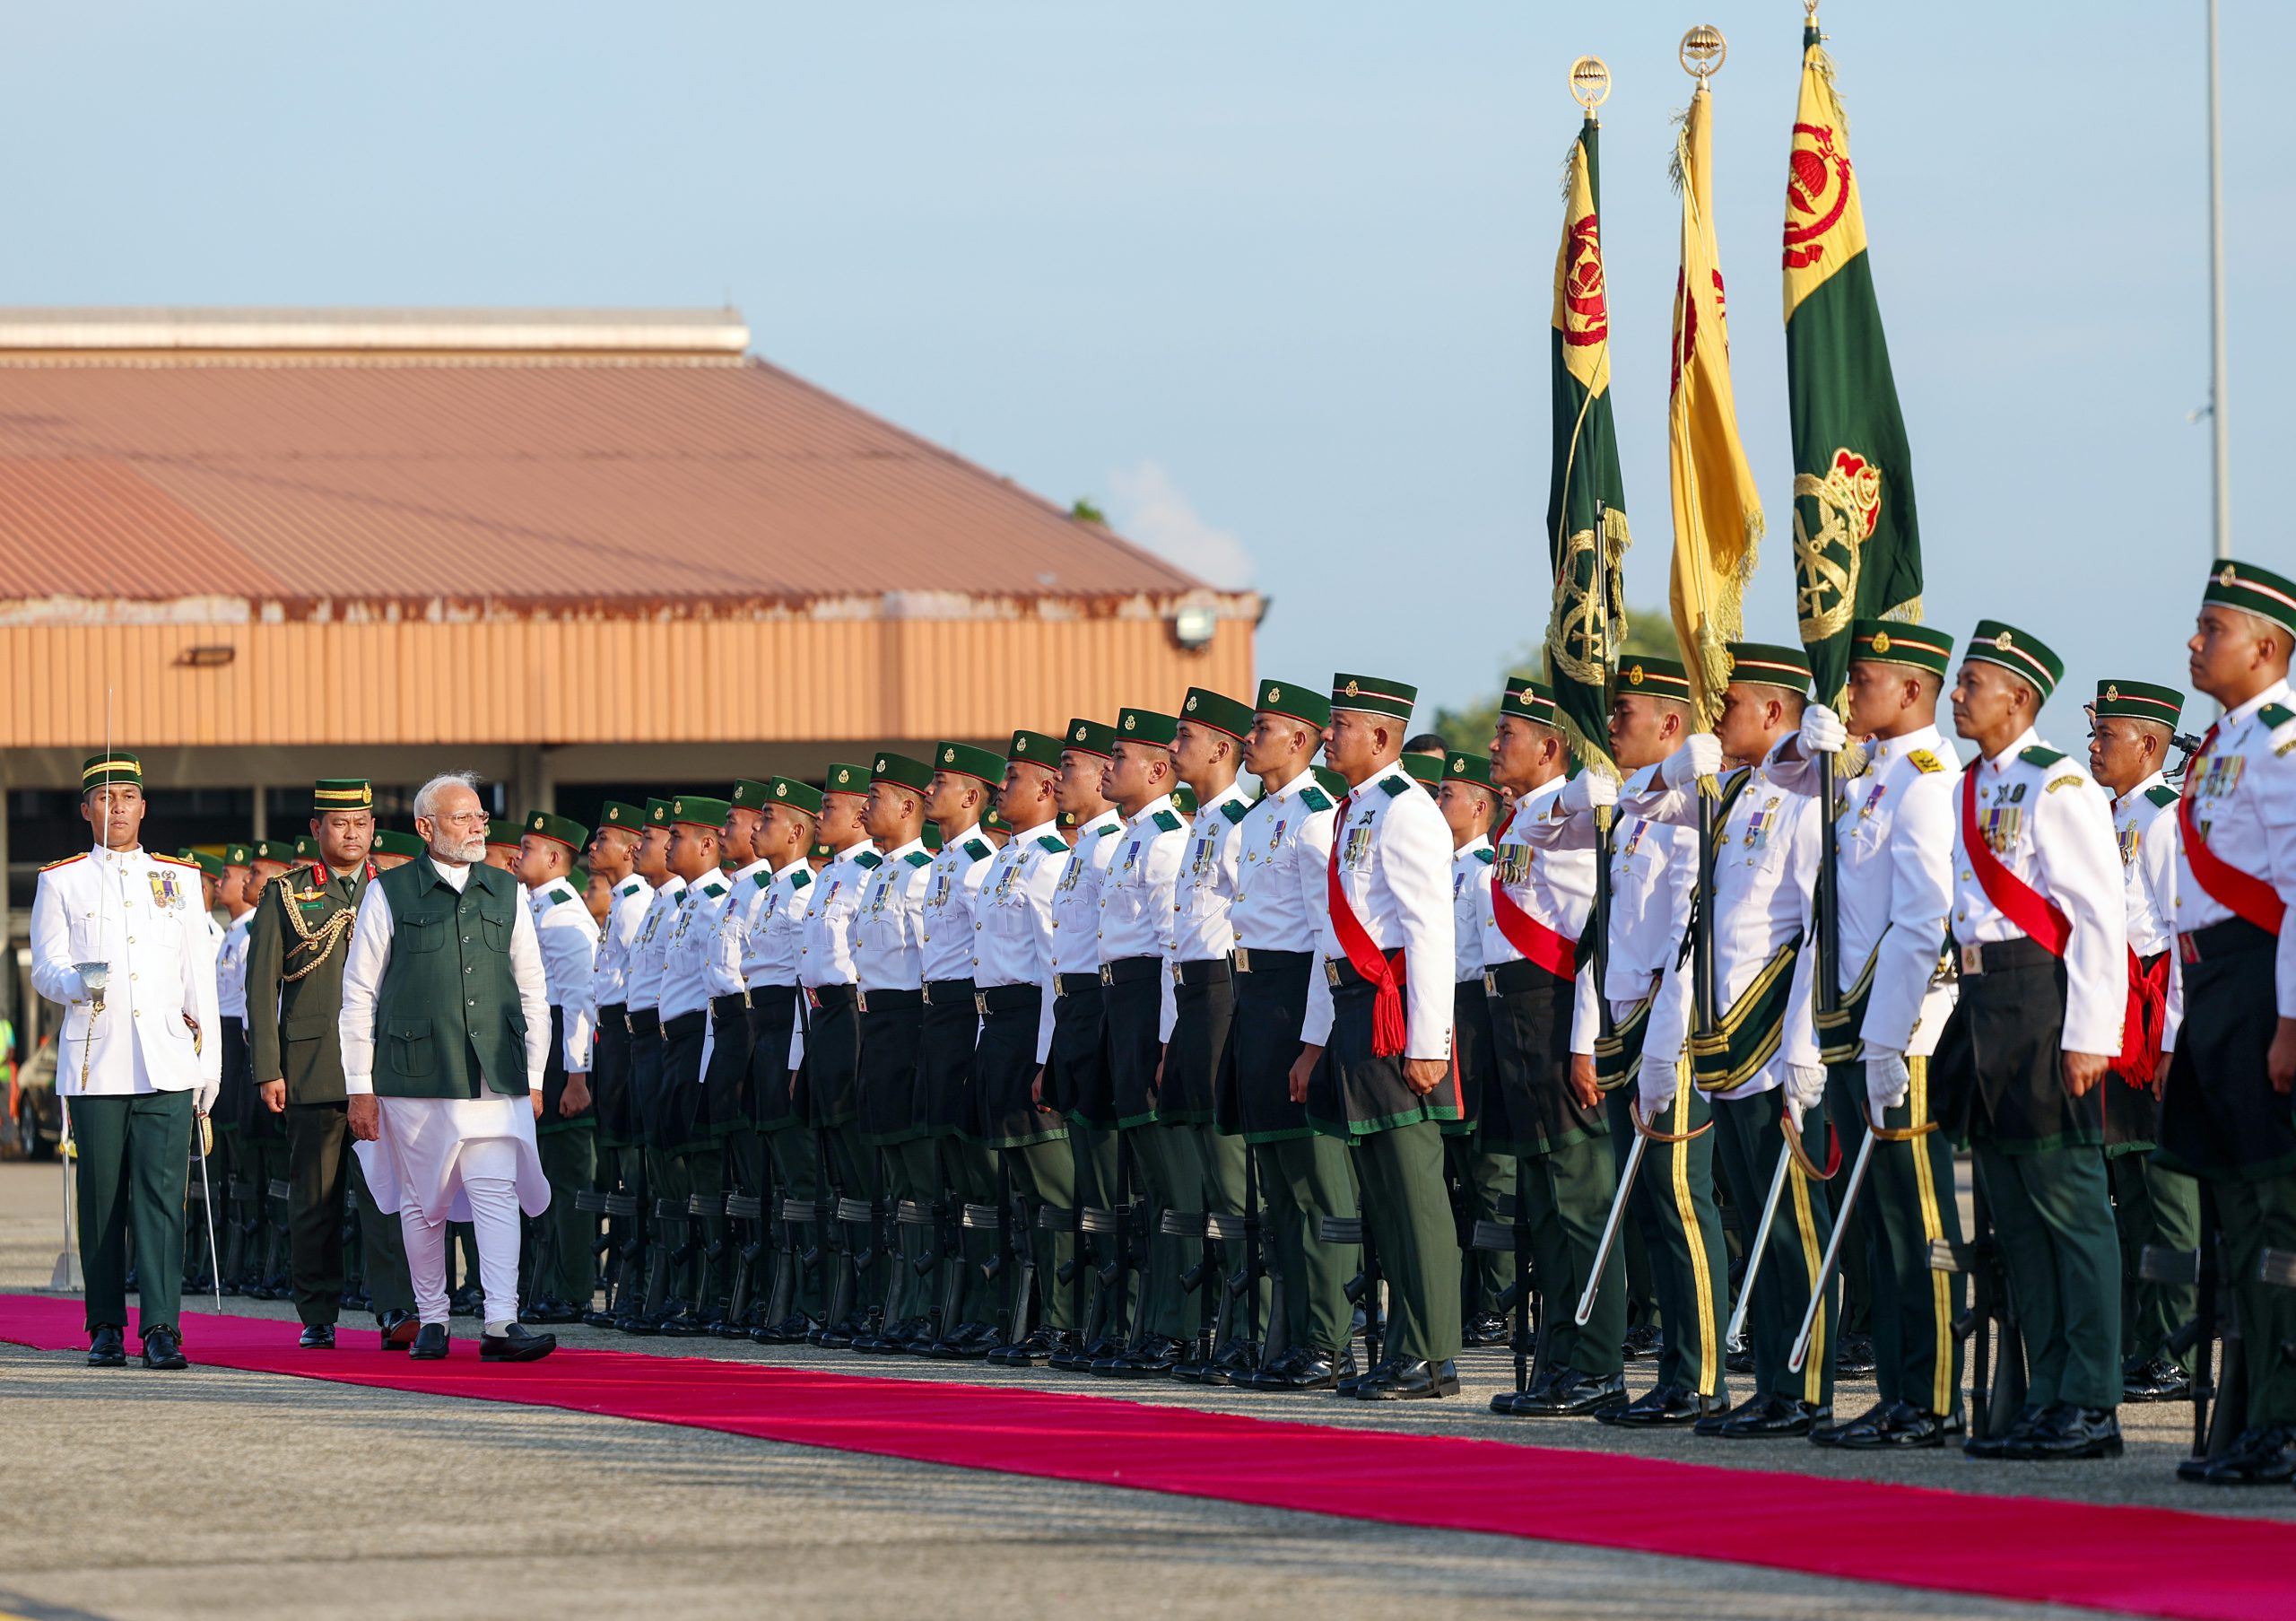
[1666, 81, 1763, 731]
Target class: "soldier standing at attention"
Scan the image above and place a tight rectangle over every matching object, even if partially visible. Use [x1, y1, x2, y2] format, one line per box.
[247, 779, 417, 1351]
[1941, 622, 2127, 1462]
[614, 800, 685, 1331]
[654, 795, 735, 1335]
[2083, 678, 2200, 1405]
[515, 810, 599, 1324]
[1293, 673, 1461, 1401]
[797, 763, 879, 1347]
[31, 753, 220, 1368]
[239, 838, 297, 1296]
[213, 841, 257, 1283]
[698, 781, 775, 1336]
[1434, 749, 1509, 1348]
[2155, 561, 2296, 1486]
[582, 802, 651, 1326]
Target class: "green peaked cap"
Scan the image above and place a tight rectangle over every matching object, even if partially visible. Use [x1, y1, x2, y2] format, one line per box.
[1966, 619, 2065, 702]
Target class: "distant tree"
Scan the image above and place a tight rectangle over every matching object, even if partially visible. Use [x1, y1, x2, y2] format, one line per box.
[1429, 604, 1674, 754]
[1069, 498, 1108, 526]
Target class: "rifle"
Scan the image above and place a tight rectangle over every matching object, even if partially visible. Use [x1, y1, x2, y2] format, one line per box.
[1931, 1153, 2024, 1440]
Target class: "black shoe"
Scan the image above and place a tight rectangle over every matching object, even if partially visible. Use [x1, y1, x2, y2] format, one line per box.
[409, 1322, 450, 1360]
[1716, 1395, 1830, 1440]
[927, 1322, 997, 1360]
[521, 1297, 581, 1326]
[1621, 1323, 1664, 1362]
[1694, 1391, 1770, 1437]
[1243, 1345, 1310, 1390]
[1493, 1369, 1628, 1417]
[2123, 1356, 2193, 1404]
[377, 1309, 420, 1351]
[752, 1314, 814, 1345]
[985, 1326, 1059, 1367]
[1357, 1358, 1460, 1400]
[1963, 1403, 2047, 1460]
[1881, 1405, 1963, 1450]
[86, 1326, 127, 1367]
[1045, 1332, 1104, 1373]
[298, 1322, 336, 1350]
[481, 1323, 557, 1363]
[582, 1308, 621, 1329]
[1464, 1312, 1509, 1346]
[1597, 1384, 1725, 1427]
[448, 1286, 482, 1318]
[658, 1310, 709, 1339]
[140, 1326, 188, 1371]
[1832, 1330, 1877, 1378]
[1336, 1355, 1400, 1398]
[1810, 1398, 1892, 1449]
[2191, 1425, 2296, 1486]
[1261, 1348, 1355, 1392]
[2004, 1402, 2121, 1461]
[1096, 1334, 1185, 1378]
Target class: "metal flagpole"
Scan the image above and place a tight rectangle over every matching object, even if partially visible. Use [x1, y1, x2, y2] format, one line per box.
[2206, 0, 2231, 563]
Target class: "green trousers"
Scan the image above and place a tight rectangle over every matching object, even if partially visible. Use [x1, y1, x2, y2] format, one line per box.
[2109, 1151, 2200, 1371]
[71, 1092, 191, 1336]
[1974, 1141, 2123, 1411]
[1122, 1122, 1191, 1339]
[1262, 1133, 1360, 1357]
[884, 1138, 940, 1324]
[1447, 1136, 1511, 1319]
[1829, 1059, 1965, 1416]
[761, 1124, 822, 1320]
[1711, 1088, 1834, 1407]
[2213, 1172, 2296, 1428]
[941, 1135, 1000, 1325]
[1005, 1137, 1077, 1330]
[536, 1126, 598, 1309]
[286, 1101, 413, 1323]
[1518, 1131, 1625, 1378]
[1353, 1120, 1460, 1365]
[1191, 1125, 1269, 1341]
[1628, 1085, 1729, 1399]
[239, 1133, 291, 1282]
[1069, 1122, 1123, 1338]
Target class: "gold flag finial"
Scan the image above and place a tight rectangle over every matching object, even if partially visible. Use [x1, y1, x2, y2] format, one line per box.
[1569, 56, 1611, 117]
[1680, 24, 1727, 83]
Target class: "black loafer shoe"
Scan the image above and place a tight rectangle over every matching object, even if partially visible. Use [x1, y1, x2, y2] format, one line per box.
[378, 1309, 421, 1351]
[1358, 1358, 1460, 1400]
[409, 1322, 450, 1360]
[2005, 1403, 2122, 1461]
[298, 1322, 336, 1351]
[140, 1326, 188, 1371]
[87, 1326, 128, 1367]
[1964, 1403, 2046, 1460]
[1598, 1384, 1724, 1427]
[481, 1323, 557, 1363]
[2194, 1426, 2296, 1486]
[1695, 1392, 1769, 1438]
[1718, 1395, 1829, 1439]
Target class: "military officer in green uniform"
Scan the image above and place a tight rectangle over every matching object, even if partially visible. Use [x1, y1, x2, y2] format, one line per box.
[248, 778, 417, 1349]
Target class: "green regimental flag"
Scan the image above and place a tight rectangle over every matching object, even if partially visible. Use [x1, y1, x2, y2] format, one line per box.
[1783, 22, 1923, 702]
[1543, 110, 1631, 776]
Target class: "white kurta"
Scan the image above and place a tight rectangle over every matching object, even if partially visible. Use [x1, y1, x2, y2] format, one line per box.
[339, 859, 552, 1224]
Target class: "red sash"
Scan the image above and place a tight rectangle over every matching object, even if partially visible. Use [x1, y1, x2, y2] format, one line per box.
[2111, 946, 2170, 1087]
[1959, 764, 2071, 957]
[1489, 862, 1578, 980]
[2177, 727, 2287, 934]
[1326, 795, 1409, 1058]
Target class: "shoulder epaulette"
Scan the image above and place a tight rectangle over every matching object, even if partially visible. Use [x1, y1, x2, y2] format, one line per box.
[788, 868, 812, 890]
[2144, 783, 2179, 810]
[961, 837, 993, 862]
[1905, 749, 1944, 775]
[2045, 774, 2087, 794]
[752, 870, 773, 891]
[1474, 847, 1495, 865]
[1151, 808, 1183, 833]
[545, 884, 578, 907]
[2257, 702, 2295, 729]
[693, 879, 724, 899]
[617, 877, 645, 897]
[1378, 775, 1410, 797]
[1036, 833, 1066, 854]
[853, 850, 883, 870]
[1299, 786, 1334, 814]
[39, 852, 86, 872]
[901, 849, 933, 868]
[1219, 798, 1250, 825]
[152, 851, 199, 869]
[2019, 745, 2067, 769]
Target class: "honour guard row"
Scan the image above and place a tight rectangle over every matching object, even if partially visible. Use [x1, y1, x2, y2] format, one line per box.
[30, 560, 2296, 1482]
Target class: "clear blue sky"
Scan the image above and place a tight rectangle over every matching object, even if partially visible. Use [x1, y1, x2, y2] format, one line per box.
[5, 2, 2282, 734]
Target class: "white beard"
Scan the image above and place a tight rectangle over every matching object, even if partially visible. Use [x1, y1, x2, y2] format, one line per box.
[430, 834, 486, 865]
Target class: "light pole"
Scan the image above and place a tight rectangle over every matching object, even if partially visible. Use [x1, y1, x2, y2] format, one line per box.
[2207, 0, 2231, 561]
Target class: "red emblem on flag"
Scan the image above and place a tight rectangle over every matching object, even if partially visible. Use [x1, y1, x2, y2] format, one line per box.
[1783, 123, 1852, 270]
[1561, 214, 1609, 347]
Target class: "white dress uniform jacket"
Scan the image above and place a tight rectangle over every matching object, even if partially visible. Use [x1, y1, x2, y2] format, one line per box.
[855, 837, 934, 994]
[1041, 810, 1124, 1062]
[1098, 795, 1187, 1040]
[920, 825, 996, 986]
[593, 874, 652, 1009]
[1170, 781, 1254, 965]
[622, 875, 687, 1015]
[217, 910, 254, 1020]
[1451, 834, 1493, 983]
[529, 876, 600, 1074]
[2171, 677, 2296, 1021]
[1302, 763, 1456, 1063]
[1231, 770, 1338, 967]
[798, 841, 877, 991]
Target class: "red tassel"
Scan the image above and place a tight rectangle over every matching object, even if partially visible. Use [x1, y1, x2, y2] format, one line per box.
[1370, 948, 1409, 1059]
[2109, 948, 2169, 1089]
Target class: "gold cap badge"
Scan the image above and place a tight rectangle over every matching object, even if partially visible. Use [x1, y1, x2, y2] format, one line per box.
[1994, 631, 2013, 650]
[1185, 695, 1197, 711]
[2106, 684, 2120, 702]
[1266, 685, 1281, 702]
[1122, 715, 1135, 732]
[944, 747, 955, 763]
[1628, 663, 1644, 686]
[1344, 680, 1360, 698]
[1870, 631, 1891, 654]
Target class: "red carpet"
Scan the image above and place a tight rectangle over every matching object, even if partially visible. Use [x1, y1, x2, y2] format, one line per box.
[4, 1294, 2289, 1619]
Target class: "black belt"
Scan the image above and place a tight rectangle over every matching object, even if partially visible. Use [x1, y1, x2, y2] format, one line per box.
[977, 982, 1042, 1015]
[2179, 917, 2275, 965]
[808, 983, 857, 1010]
[626, 1008, 660, 1036]
[1483, 956, 1566, 998]
[709, 992, 750, 1020]
[1100, 955, 1162, 987]
[1052, 972, 1103, 998]
[922, 978, 974, 1007]
[857, 987, 923, 1012]
[1323, 954, 1389, 990]
[1172, 957, 1232, 988]
[1954, 937, 2057, 977]
[1232, 946, 1311, 975]
[599, 1002, 628, 1031]
[662, 1010, 707, 1040]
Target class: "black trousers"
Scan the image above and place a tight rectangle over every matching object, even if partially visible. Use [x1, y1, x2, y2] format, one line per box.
[286, 1100, 413, 1323]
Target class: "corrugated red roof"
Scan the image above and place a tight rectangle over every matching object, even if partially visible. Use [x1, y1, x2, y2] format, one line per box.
[0, 353, 1213, 614]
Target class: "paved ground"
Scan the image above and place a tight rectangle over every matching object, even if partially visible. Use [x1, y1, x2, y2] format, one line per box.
[0, 1158, 2281, 1620]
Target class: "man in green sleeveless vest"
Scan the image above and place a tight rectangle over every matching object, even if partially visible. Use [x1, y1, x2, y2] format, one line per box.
[340, 771, 557, 1362]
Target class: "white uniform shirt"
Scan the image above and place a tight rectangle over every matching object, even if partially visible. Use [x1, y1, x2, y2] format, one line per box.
[30, 846, 222, 1098]
[2113, 773, 2181, 962]
[1482, 776, 1597, 972]
[855, 836, 934, 993]
[217, 910, 254, 1020]
[919, 824, 997, 985]
[798, 840, 878, 989]
[706, 858, 775, 998]
[974, 825, 1071, 1061]
[2173, 677, 2296, 1019]
[1098, 795, 1187, 1041]
[528, 876, 600, 1073]
[1302, 762, 1457, 1062]
[740, 858, 816, 989]
[1170, 780, 1254, 963]
[1042, 810, 1124, 1062]
[1451, 834, 1493, 983]
[592, 874, 651, 1009]
[1770, 724, 1961, 1060]
[1231, 769, 1338, 958]
[1949, 728, 2127, 1055]
[336, 861, 551, 1096]
[659, 870, 735, 1021]
[621, 875, 686, 1014]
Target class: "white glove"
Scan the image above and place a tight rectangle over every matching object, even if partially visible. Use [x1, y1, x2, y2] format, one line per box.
[1561, 768, 1620, 815]
[194, 1079, 221, 1116]
[1637, 1051, 1679, 1115]
[1800, 703, 1847, 755]
[1785, 1064, 1828, 1130]
[1662, 732, 1725, 788]
[1865, 1047, 1911, 1115]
